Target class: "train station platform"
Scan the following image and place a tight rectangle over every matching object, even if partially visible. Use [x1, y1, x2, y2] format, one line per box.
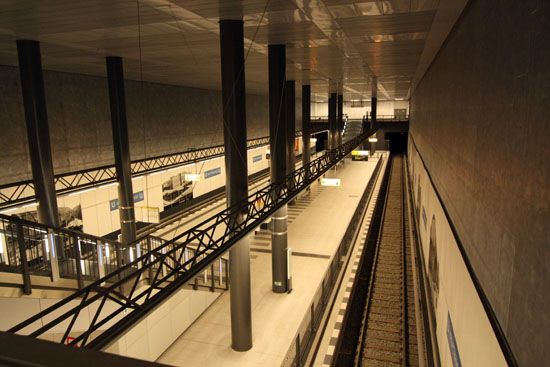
[157, 156, 383, 367]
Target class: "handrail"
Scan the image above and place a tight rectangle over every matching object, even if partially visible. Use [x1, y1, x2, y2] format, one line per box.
[311, 115, 409, 122]
[8, 129, 376, 350]
[0, 212, 228, 294]
[0, 128, 327, 209]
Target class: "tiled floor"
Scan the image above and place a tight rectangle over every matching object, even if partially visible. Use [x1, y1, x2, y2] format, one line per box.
[157, 157, 381, 367]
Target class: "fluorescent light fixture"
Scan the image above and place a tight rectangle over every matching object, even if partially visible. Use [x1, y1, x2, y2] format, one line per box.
[0, 232, 6, 255]
[22, 202, 37, 208]
[69, 188, 95, 196]
[368, 137, 378, 143]
[395, 98, 404, 101]
[43, 234, 50, 254]
[185, 173, 201, 182]
[97, 245, 104, 266]
[105, 243, 110, 258]
[320, 178, 341, 187]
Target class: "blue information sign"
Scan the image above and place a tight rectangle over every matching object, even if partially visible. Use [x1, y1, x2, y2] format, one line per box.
[110, 191, 144, 211]
[447, 312, 462, 367]
[204, 167, 221, 179]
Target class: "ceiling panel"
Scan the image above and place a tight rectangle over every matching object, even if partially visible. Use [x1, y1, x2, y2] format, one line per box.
[0, 0, 453, 100]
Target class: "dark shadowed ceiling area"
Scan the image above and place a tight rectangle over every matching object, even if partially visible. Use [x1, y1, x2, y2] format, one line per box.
[0, 0, 467, 101]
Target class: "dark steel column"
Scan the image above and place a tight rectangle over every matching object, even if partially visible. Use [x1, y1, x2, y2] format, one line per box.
[371, 96, 377, 127]
[301, 85, 311, 168]
[337, 94, 343, 146]
[219, 19, 252, 352]
[106, 57, 136, 247]
[371, 77, 378, 128]
[268, 44, 289, 293]
[16, 40, 59, 227]
[328, 93, 337, 150]
[285, 80, 296, 176]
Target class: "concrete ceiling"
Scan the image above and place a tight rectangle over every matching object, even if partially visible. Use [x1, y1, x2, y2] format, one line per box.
[0, 0, 467, 102]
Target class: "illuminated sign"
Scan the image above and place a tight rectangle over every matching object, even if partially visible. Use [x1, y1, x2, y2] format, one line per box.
[320, 178, 341, 187]
[184, 173, 201, 182]
[368, 137, 378, 143]
[351, 150, 369, 156]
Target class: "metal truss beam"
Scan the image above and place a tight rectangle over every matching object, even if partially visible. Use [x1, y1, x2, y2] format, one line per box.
[0, 129, 325, 210]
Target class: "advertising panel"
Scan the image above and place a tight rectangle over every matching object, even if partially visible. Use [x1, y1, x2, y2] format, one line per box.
[162, 172, 194, 210]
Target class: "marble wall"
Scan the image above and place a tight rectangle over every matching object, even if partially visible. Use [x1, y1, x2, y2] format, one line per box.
[0, 65, 270, 185]
[409, 0, 549, 365]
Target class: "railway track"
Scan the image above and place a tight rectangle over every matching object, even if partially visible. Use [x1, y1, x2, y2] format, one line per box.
[356, 155, 419, 366]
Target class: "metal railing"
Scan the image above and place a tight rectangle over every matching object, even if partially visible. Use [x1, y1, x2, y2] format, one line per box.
[281, 155, 385, 367]
[7, 128, 376, 350]
[0, 214, 228, 294]
[312, 115, 409, 122]
[0, 128, 327, 209]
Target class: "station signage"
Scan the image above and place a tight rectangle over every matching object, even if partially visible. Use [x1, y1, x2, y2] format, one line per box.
[351, 150, 369, 156]
[110, 191, 144, 211]
[204, 167, 221, 179]
[185, 173, 201, 182]
[320, 178, 341, 187]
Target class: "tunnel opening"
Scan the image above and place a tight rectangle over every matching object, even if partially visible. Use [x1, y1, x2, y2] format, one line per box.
[387, 132, 408, 154]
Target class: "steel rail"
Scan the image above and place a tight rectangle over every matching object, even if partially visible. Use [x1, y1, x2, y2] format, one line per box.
[8, 129, 375, 350]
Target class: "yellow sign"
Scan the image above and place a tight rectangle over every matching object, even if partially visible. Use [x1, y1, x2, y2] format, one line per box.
[352, 150, 369, 156]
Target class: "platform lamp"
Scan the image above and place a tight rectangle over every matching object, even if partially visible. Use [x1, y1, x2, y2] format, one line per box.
[368, 135, 378, 157]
